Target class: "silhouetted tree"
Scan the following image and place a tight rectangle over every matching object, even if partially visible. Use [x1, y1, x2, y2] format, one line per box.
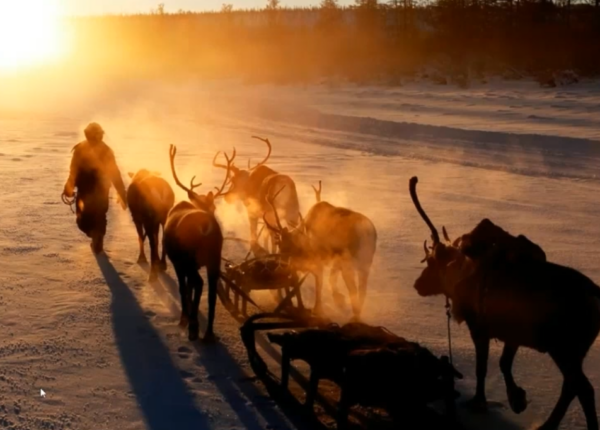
[152, 3, 166, 14]
[266, 0, 281, 10]
[319, 0, 343, 26]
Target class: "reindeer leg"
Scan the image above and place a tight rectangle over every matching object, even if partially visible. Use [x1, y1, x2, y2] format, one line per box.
[340, 261, 360, 322]
[357, 263, 371, 315]
[249, 215, 259, 243]
[174, 264, 189, 328]
[500, 344, 527, 414]
[187, 270, 203, 341]
[158, 222, 168, 271]
[465, 327, 490, 412]
[203, 263, 220, 343]
[329, 260, 346, 309]
[294, 273, 305, 310]
[147, 223, 160, 282]
[536, 351, 581, 430]
[312, 267, 325, 316]
[134, 221, 147, 263]
[270, 232, 278, 254]
[577, 371, 598, 430]
[536, 349, 596, 430]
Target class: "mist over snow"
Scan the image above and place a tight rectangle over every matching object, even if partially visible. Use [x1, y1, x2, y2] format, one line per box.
[2, 75, 600, 429]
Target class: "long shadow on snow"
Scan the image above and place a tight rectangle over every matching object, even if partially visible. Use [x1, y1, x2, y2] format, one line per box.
[139, 263, 320, 430]
[95, 254, 210, 430]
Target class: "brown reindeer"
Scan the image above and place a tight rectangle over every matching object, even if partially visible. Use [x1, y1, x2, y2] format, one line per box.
[163, 145, 232, 342]
[409, 176, 600, 430]
[126, 169, 175, 281]
[212, 136, 300, 253]
[265, 181, 377, 320]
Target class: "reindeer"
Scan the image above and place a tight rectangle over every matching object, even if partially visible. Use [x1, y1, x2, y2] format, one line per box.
[163, 145, 232, 342]
[409, 176, 600, 430]
[212, 136, 300, 253]
[126, 168, 175, 281]
[264, 181, 377, 320]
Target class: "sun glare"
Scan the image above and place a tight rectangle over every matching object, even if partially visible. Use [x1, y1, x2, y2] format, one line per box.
[0, 0, 68, 72]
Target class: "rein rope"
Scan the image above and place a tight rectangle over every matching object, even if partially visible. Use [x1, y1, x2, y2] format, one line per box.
[61, 192, 77, 214]
[445, 295, 454, 365]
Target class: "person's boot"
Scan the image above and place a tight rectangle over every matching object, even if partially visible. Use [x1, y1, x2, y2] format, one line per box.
[91, 232, 104, 254]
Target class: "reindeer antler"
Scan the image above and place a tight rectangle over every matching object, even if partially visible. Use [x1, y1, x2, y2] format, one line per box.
[213, 148, 236, 198]
[420, 240, 429, 263]
[442, 226, 452, 244]
[263, 185, 286, 233]
[169, 145, 202, 194]
[311, 180, 322, 203]
[212, 147, 238, 171]
[409, 176, 440, 244]
[248, 136, 272, 171]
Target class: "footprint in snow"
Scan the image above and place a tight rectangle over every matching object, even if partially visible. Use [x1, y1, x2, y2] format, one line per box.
[179, 370, 195, 379]
[177, 346, 192, 359]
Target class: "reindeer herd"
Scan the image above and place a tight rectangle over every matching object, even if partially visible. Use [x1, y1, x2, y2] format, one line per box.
[127, 137, 377, 342]
[124, 137, 600, 430]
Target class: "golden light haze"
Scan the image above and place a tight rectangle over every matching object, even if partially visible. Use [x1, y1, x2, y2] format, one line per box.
[0, 0, 70, 73]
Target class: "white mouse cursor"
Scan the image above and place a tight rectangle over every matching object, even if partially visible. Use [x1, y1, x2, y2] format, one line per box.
[40, 389, 46, 398]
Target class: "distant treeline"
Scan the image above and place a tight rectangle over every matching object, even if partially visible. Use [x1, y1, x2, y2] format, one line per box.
[64, 1, 600, 84]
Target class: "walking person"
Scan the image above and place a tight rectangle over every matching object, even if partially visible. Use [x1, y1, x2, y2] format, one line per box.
[62, 122, 127, 254]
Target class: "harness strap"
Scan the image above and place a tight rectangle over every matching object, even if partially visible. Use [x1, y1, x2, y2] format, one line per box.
[445, 296, 453, 365]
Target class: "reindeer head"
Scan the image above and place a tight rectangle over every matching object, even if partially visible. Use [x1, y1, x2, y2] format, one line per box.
[263, 184, 310, 260]
[212, 136, 272, 204]
[409, 177, 470, 298]
[168, 144, 232, 213]
[128, 168, 162, 182]
[266, 180, 322, 261]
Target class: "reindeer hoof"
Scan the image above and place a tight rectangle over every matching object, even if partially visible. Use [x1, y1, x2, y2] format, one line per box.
[508, 386, 528, 414]
[137, 255, 148, 264]
[179, 314, 189, 328]
[201, 332, 219, 344]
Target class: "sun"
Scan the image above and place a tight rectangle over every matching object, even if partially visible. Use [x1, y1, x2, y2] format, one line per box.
[0, 0, 69, 72]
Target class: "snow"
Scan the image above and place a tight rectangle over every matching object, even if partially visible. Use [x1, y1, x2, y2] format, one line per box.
[2, 74, 600, 429]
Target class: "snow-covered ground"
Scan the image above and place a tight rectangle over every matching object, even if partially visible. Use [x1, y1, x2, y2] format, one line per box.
[2, 75, 600, 430]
